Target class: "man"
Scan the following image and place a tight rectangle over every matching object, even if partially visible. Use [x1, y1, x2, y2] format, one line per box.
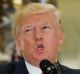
[0, 3, 80, 74]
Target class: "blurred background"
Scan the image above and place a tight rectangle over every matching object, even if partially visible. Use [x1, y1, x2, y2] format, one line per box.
[0, 0, 80, 69]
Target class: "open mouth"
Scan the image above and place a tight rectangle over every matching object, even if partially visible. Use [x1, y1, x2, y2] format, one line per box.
[37, 44, 44, 50]
[36, 44, 45, 53]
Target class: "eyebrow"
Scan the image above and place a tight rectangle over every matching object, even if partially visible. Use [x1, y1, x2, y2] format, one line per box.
[41, 22, 51, 27]
[23, 23, 50, 28]
[23, 25, 33, 28]
[42, 23, 48, 25]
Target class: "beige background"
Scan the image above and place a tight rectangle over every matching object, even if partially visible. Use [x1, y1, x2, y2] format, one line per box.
[58, 0, 80, 69]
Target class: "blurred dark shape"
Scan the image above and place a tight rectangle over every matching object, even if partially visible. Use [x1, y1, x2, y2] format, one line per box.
[23, 0, 58, 7]
[0, 0, 15, 14]
[11, 45, 22, 62]
[0, 0, 15, 52]
[0, 0, 15, 25]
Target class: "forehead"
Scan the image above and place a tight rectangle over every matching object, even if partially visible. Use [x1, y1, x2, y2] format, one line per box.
[19, 12, 59, 27]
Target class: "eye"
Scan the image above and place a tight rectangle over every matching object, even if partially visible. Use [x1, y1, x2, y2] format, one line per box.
[42, 25, 50, 30]
[25, 28, 33, 32]
[26, 29, 31, 32]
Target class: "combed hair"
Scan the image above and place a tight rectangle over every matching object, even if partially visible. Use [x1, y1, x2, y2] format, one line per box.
[12, 3, 61, 39]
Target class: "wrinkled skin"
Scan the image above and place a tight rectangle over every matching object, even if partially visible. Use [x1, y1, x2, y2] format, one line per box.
[16, 12, 64, 67]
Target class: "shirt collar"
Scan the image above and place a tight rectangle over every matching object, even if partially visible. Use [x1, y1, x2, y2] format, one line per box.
[25, 61, 42, 74]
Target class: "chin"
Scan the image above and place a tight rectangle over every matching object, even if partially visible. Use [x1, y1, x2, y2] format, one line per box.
[34, 56, 48, 62]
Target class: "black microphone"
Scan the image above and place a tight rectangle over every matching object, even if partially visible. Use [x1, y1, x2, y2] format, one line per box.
[40, 60, 61, 74]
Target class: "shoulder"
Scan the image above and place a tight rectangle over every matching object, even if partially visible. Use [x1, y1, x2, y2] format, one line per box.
[0, 59, 29, 74]
[0, 63, 8, 74]
[60, 64, 80, 74]
[0, 62, 15, 74]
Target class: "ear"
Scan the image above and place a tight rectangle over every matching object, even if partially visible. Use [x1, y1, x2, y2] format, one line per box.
[59, 31, 64, 44]
[58, 25, 64, 44]
[15, 39, 23, 56]
[15, 39, 21, 50]
[15, 37, 25, 52]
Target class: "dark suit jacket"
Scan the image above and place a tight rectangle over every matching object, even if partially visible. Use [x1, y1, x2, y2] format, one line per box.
[0, 58, 80, 74]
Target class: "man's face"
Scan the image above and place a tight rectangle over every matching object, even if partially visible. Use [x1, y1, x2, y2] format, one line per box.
[17, 12, 63, 66]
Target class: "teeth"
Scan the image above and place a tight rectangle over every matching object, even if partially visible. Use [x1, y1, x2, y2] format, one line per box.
[37, 44, 44, 49]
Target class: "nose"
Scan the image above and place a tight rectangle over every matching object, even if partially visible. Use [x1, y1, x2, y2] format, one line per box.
[35, 30, 43, 41]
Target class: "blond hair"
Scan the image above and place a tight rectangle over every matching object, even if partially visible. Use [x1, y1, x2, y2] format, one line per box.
[12, 3, 60, 39]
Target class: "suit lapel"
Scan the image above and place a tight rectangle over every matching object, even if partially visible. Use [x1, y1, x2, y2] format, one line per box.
[13, 58, 29, 74]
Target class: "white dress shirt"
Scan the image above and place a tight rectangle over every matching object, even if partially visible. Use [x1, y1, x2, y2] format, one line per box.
[25, 61, 42, 74]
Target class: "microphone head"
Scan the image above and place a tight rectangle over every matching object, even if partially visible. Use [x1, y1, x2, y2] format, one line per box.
[40, 60, 56, 74]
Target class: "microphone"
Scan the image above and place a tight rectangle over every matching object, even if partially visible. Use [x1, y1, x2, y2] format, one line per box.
[40, 60, 61, 74]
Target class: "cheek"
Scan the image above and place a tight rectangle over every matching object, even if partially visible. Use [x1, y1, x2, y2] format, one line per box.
[22, 34, 34, 45]
[20, 39, 33, 56]
[20, 35, 36, 55]
[44, 32, 59, 52]
[45, 32, 59, 44]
